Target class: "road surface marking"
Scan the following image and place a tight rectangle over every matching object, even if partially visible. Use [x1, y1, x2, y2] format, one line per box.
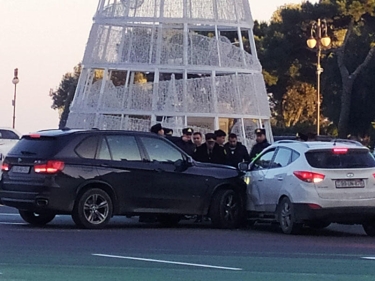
[0, 222, 26, 225]
[362, 257, 375, 260]
[0, 213, 20, 216]
[93, 253, 243, 271]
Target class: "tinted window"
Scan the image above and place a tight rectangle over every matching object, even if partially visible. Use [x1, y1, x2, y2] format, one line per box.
[140, 137, 183, 162]
[75, 136, 98, 159]
[0, 130, 19, 140]
[271, 148, 292, 168]
[252, 149, 276, 170]
[305, 149, 375, 169]
[98, 138, 111, 160]
[7, 137, 58, 158]
[106, 135, 141, 161]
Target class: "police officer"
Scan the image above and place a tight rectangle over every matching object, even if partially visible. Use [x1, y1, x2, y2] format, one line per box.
[193, 133, 226, 164]
[150, 123, 164, 136]
[174, 127, 196, 156]
[224, 133, 250, 167]
[249, 128, 270, 160]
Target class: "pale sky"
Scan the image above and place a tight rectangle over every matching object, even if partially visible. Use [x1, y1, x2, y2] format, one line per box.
[0, 0, 318, 134]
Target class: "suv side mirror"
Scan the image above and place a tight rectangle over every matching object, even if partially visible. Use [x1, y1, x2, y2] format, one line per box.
[238, 162, 249, 172]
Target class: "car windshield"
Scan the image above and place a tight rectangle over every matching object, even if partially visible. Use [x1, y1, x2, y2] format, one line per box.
[305, 149, 375, 169]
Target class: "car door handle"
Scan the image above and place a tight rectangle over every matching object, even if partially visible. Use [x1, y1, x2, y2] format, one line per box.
[277, 177, 283, 181]
[100, 163, 110, 167]
[154, 168, 164, 173]
[258, 177, 264, 181]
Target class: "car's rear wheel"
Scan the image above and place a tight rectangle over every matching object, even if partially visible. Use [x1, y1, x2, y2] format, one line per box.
[19, 210, 55, 226]
[278, 197, 302, 234]
[363, 222, 375, 236]
[157, 214, 181, 227]
[72, 188, 113, 229]
[209, 189, 243, 229]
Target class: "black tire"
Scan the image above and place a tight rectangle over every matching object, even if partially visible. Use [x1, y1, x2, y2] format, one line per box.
[209, 189, 243, 229]
[72, 188, 113, 229]
[19, 210, 55, 226]
[306, 221, 331, 229]
[157, 214, 181, 227]
[363, 223, 375, 236]
[277, 197, 302, 234]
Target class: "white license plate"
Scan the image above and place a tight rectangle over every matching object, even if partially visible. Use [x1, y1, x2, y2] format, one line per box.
[12, 166, 30, 174]
[335, 179, 364, 188]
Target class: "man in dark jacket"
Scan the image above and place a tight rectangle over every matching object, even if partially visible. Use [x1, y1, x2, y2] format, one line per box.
[249, 128, 270, 160]
[174, 127, 196, 156]
[224, 133, 250, 167]
[193, 133, 226, 165]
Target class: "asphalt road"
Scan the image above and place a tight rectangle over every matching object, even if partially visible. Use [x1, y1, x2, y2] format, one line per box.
[1, 205, 375, 281]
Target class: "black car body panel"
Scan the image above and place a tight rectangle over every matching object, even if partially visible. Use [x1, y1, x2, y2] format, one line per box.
[0, 129, 246, 227]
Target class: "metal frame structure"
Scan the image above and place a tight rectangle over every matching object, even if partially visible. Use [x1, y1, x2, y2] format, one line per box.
[67, 0, 272, 147]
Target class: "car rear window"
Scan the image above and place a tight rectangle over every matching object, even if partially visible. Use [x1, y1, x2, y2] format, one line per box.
[7, 136, 59, 158]
[305, 149, 375, 169]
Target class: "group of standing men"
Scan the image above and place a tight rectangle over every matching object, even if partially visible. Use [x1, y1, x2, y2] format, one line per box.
[150, 123, 270, 168]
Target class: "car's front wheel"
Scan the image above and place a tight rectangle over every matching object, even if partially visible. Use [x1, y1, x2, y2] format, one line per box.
[19, 210, 55, 226]
[72, 188, 113, 229]
[209, 189, 243, 229]
[277, 197, 302, 234]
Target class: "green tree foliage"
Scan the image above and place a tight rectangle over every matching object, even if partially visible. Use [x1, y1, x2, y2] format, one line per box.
[50, 64, 81, 128]
[253, 0, 375, 137]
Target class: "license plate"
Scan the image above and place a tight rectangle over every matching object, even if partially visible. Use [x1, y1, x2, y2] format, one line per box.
[335, 179, 364, 188]
[12, 166, 30, 174]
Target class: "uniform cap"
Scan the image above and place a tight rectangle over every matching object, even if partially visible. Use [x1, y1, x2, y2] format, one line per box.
[255, 128, 266, 135]
[164, 128, 173, 135]
[182, 127, 194, 135]
[150, 123, 163, 134]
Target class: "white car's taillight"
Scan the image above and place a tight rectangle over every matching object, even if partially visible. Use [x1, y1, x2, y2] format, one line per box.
[293, 171, 325, 183]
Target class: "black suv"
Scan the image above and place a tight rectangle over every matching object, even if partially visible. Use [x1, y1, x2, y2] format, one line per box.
[0, 129, 246, 229]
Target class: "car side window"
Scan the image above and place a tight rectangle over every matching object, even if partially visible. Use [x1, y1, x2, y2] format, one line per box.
[105, 135, 142, 161]
[97, 137, 111, 160]
[252, 149, 276, 170]
[0, 129, 19, 140]
[140, 137, 183, 162]
[291, 150, 300, 162]
[75, 136, 99, 159]
[271, 148, 292, 168]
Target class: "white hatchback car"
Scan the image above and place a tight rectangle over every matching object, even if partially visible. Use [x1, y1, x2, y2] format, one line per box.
[0, 128, 21, 167]
[241, 139, 375, 235]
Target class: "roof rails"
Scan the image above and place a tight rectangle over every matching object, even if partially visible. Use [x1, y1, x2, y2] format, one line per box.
[330, 138, 364, 147]
[274, 140, 310, 148]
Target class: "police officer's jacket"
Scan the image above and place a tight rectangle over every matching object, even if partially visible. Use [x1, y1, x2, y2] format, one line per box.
[193, 143, 226, 165]
[224, 142, 250, 167]
[249, 139, 270, 160]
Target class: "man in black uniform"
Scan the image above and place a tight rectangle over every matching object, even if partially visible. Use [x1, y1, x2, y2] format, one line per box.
[224, 133, 250, 167]
[249, 128, 270, 160]
[193, 133, 226, 165]
[174, 127, 196, 156]
[214, 129, 227, 147]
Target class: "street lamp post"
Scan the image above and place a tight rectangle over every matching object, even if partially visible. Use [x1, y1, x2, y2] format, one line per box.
[306, 19, 331, 135]
[12, 68, 19, 129]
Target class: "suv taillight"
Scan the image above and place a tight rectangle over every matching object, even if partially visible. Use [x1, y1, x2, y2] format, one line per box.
[1, 162, 10, 172]
[34, 161, 65, 174]
[293, 171, 325, 183]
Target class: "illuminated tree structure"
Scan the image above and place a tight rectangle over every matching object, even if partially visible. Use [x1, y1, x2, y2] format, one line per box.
[67, 0, 272, 146]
